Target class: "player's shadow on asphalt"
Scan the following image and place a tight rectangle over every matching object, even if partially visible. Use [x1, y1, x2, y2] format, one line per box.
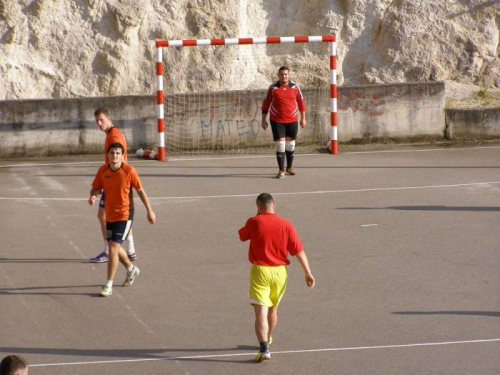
[0, 284, 102, 297]
[338, 206, 500, 212]
[0, 346, 261, 364]
[393, 311, 500, 317]
[0, 258, 89, 264]
[42, 173, 276, 179]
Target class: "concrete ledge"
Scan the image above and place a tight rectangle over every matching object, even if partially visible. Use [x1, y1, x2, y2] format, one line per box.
[446, 107, 500, 140]
[0, 82, 447, 158]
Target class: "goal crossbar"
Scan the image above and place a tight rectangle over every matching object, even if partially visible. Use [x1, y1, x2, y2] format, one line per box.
[138, 35, 337, 161]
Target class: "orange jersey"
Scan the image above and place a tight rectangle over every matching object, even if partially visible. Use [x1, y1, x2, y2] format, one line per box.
[92, 163, 142, 222]
[104, 127, 128, 164]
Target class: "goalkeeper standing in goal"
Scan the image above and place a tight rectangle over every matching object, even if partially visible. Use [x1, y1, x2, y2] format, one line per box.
[261, 66, 306, 179]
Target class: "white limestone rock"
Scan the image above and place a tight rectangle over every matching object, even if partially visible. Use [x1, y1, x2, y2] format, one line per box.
[0, 0, 498, 100]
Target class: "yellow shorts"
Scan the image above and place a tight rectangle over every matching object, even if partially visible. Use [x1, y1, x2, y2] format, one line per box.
[250, 264, 288, 307]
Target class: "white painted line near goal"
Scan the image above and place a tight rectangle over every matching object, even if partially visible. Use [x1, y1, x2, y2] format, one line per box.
[1, 145, 499, 168]
[29, 337, 500, 368]
[1, 181, 500, 201]
[343, 145, 500, 155]
[361, 224, 379, 227]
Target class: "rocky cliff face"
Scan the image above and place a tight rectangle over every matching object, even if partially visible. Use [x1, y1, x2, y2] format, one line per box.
[0, 0, 498, 100]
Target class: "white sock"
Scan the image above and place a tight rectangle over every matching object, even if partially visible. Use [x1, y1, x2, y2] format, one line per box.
[105, 280, 113, 288]
[127, 265, 134, 272]
[104, 241, 109, 255]
[125, 235, 136, 256]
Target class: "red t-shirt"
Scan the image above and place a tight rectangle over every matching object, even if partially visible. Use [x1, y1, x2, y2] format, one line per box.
[238, 213, 303, 266]
[262, 81, 306, 123]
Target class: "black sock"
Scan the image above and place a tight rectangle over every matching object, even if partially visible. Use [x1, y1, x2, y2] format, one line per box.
[259, 341, 269, 352]
[285, 150, 294, 168]
[276, 152, 285, 171]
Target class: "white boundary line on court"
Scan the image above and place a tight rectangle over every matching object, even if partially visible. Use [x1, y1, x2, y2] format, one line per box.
[1, 145, 499, 168]
[1, 181, 499, 201]
[29, 337, 500, 367]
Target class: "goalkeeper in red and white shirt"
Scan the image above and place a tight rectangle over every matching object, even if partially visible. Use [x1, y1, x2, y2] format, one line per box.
[261, 66, 306, 179]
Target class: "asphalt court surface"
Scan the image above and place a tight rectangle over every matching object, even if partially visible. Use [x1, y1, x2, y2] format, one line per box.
[1, 144, 499, 374]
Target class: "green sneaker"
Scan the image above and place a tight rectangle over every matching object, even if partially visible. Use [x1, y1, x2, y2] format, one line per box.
[122, 266, 140, 287]
[268, 336, 273, 346]
[100, 285, 112, 297]
[254, 350, 271, 362]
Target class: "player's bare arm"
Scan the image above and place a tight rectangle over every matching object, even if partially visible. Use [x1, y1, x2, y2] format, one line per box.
[261, 113, 268, 130]
[88, 187, 100, 206]
[300, 111, 307, 128]
[136, 188, 156, 224]
[295, 251, 315, 289]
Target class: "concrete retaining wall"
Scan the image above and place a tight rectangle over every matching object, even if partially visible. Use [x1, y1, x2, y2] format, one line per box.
[446, 108, 500, 140]
[0, 81, 446, 158]
[338, 82, 445, 142]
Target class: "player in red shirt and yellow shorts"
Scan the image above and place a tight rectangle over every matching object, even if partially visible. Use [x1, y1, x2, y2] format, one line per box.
[239, 193, 315, 362]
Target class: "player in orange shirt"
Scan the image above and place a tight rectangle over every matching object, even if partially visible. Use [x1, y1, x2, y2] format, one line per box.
[91, 108, 137, 263]
[89, 142, 156, 297]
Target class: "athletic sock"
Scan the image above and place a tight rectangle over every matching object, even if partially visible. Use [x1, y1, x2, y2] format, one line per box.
[104, 241, 109, 255]
[259, 342, 269, 352]
[105, 280, 113, 288]
[127, 265, 134, 272]
[276, 152, 285, 171]
[125, 235, 136, 256]
[285, 150, 294, 168]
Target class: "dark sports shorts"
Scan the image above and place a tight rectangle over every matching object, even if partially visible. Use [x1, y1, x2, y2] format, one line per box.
[99, 191, 105, 208]
[106, 220, 133, 244]
[270, 121, 298, 141]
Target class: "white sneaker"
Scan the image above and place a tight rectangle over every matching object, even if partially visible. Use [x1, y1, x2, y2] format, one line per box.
[122, 266, 140, 287]
[100, 285, 112, 297]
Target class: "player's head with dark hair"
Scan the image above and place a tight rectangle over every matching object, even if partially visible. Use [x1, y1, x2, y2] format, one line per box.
[256, 193, 275, 211]
[0, 355, 28, 375]
[94, 108, 110, 118]
[107, 142, 124, 154]
[278, 66, 290, 84]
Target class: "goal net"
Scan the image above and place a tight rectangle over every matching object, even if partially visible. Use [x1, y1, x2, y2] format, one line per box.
[138, 36, 337, 161]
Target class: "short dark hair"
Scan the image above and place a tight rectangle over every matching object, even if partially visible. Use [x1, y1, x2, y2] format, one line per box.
[107, 142, 124, 154]
[94, 108, 110, 117]
[279, 66, 289, 72]
[256, 193, 274, 207]
[0, 355, 28, 375]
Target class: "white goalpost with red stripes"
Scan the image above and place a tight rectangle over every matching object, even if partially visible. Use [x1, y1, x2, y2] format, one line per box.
[137, 35, 337, 161]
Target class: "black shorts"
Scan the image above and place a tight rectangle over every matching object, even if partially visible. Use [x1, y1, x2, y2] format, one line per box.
[99, 191, 105, 208]
[106, 220, 133, 244]
[270, 121, 298, 141]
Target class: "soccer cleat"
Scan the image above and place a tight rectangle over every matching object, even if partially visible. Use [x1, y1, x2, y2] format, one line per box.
[276, 170, 285, 179]
[127, 253, 137, 261]
[91, 252, 109, 263]
[100, 285, 112, 297]
[286, 167, 296, 175]
[122, 266, 140, 287]
[254, 350, 271, 362]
